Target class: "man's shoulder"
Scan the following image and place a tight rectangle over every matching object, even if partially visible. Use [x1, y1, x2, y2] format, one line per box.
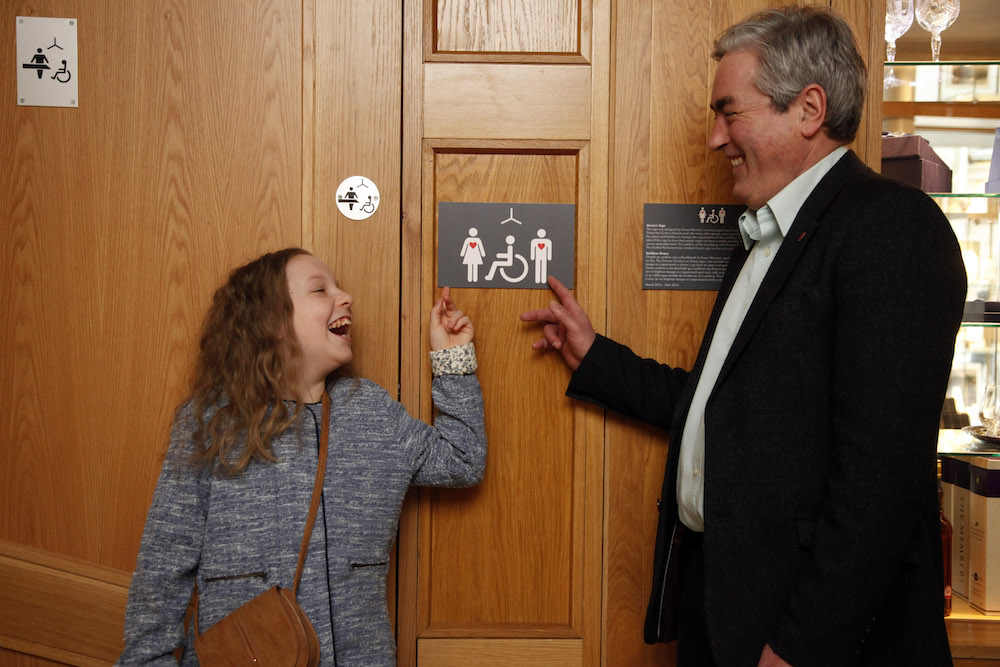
[820, 150, 937, 211]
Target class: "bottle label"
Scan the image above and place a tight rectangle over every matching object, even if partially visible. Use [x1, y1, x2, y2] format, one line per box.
[945, 585, 952, 599]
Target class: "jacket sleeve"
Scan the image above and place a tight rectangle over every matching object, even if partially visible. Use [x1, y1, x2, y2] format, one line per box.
[404, 372, 487, 488]
[768, 186, 966, 665]
[567, 334, 690, 429]
[117, 407, 209, 666]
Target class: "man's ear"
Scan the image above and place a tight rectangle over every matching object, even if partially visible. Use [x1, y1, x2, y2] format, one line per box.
[797, 83, 827, 138]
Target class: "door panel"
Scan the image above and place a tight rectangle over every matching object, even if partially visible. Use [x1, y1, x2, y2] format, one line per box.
[433, 0, 580, 55]
[420, 146, 584, 633]
[423, 65, 591, 140]
[406, 140, 603, 665]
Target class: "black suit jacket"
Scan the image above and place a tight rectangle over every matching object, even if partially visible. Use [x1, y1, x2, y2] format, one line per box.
[568, 152, 965, 666]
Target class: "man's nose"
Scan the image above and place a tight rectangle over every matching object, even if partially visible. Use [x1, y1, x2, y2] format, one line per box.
[708, 115, 728, 151]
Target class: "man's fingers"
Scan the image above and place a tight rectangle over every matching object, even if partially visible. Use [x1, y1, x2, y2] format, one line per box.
[520, 307, 556, 323]
[530, 338, 550, 350]
[546, 276, 581, 312]
[542, 323, 564, 349]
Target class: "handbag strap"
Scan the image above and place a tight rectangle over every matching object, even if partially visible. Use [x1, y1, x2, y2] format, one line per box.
[192, 392, 330, 634]
[294, 391, 329, 595]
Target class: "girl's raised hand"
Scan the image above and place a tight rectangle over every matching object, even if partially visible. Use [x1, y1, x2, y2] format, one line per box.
[430, 287, 474, 351]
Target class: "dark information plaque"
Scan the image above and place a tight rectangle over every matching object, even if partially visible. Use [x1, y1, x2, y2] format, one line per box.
[642, 203, 745, 290]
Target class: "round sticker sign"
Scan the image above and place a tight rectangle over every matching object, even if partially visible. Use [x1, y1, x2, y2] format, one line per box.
[336, 176, 380, 221]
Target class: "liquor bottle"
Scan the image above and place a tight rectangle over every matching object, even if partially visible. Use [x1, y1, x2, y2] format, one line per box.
[940, 478, 953, 616]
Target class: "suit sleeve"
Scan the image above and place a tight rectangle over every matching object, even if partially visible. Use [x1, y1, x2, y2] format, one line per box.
[769, 186, 966, 664]
[567, 334, 691, 429]
[117, 407, 209, 666]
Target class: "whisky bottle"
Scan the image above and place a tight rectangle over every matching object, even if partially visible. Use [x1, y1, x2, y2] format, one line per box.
[940, 479, 953, 616]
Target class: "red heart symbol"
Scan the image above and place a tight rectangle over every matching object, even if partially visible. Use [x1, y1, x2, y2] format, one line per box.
[470, 242, 477, 248]
[538, 243, 545, 249]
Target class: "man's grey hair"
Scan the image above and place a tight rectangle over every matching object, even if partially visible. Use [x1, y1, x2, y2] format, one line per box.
[712, 6, 867, 143]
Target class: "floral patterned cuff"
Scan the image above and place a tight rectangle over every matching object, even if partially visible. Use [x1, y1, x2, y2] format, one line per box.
[430, 342, 478, 377]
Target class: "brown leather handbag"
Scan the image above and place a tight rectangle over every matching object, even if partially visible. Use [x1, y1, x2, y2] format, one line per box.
[193, 394, 329, 666]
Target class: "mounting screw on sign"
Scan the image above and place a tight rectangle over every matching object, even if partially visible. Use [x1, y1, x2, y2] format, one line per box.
[336, 176, 380, 221]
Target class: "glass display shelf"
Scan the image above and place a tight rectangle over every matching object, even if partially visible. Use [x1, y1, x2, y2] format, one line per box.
[884, 61, 1000, 105]
[932, 193, 1000, 198]
[938, 428, 1000, 456]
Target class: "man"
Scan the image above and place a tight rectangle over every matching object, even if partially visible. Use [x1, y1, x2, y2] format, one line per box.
[522, 7, 965, 666]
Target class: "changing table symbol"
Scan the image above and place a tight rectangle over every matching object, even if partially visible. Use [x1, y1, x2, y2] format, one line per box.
[23, 48, 50, 78]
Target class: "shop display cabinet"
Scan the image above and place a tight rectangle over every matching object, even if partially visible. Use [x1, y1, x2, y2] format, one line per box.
[885, 60, 1000, 661]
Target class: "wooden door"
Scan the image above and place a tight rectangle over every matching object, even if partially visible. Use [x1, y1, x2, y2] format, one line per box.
[395, 1, 609, 666]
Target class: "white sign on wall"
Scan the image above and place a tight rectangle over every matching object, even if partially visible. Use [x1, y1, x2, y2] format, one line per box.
[335, 176, 380, 221]
[17, 17, 79, 108]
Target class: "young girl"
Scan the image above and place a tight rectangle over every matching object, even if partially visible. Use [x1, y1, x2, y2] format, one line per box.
[117, 248, 485, 665]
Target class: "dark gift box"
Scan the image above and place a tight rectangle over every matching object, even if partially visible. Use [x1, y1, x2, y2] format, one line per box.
[881, 134, 953, 193]
[963, 300, 1000, 323]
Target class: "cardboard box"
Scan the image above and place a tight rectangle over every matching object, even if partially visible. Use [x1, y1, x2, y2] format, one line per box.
[942, 455, 971, 599]
[881, 134, 953, 193]
[969, 455, 1000, 613]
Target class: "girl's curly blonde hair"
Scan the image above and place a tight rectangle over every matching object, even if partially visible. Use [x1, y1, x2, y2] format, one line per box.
[188, 247, 310, 474]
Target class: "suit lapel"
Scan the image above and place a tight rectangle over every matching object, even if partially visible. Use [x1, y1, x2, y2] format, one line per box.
[714, 151, 863, 392]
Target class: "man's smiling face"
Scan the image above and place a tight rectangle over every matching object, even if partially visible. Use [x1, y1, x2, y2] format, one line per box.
[708, 49, 809, 210]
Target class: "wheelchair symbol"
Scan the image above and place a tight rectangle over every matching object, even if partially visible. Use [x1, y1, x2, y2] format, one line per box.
[485, 234, 529, 283]
[51, 60, 71, 83]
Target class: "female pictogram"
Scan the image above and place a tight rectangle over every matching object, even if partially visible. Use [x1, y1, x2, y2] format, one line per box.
[460, 228, 486, 282]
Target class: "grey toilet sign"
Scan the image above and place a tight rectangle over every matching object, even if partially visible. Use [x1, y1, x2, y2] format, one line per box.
[438, 202, 575, 289]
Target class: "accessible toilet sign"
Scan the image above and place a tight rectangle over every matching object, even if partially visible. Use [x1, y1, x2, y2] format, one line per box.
[17, 17, 79, 108]
[437, 202, 575, 289]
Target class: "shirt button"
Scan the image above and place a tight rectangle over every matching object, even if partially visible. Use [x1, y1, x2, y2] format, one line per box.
[693, 467, 701, 476]
[764, 248, 772, 257]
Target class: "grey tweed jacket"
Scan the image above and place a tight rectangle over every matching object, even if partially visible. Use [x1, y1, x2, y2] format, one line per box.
[118, 372, 485, 666]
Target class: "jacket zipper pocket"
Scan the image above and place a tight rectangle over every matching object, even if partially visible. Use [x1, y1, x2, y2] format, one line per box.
[203, 571, 268, 582]
[350, 561, 387, 569]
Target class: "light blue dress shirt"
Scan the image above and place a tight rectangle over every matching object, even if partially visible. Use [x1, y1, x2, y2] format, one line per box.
[676, 146, 847, 532]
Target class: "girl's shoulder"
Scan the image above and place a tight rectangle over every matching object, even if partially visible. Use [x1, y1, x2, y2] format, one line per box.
[328, 375, 385, 399]
[327, 376, 404, 415]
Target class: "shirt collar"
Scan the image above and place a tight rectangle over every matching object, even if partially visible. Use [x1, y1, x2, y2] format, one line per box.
[737, 146, 848, 250]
